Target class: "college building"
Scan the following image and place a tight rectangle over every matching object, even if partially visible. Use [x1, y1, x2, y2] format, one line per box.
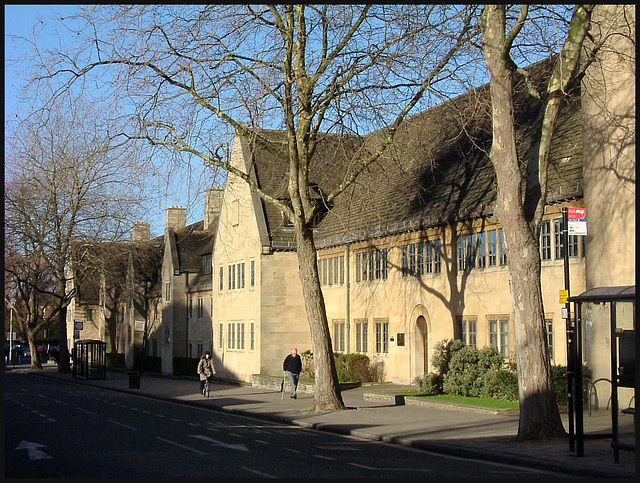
[66, 5, 634, 406]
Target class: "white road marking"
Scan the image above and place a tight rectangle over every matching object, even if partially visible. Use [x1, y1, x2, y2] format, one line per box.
[189, 434, 249, 452]
[76, 408, 98, 416]
[107, 419, 139, 431]
[157, 437, 207, 455]
[15, 441, 52, 460]
[239, 466, 277, 478]
[313, 454, 336, 460]
[349, 463, 433, 473]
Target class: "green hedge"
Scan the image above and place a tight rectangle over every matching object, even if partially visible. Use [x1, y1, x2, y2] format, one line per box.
[173, 357, 201, 377]
[300, 350, 382, 383]
[443, 345, 506, 398]
[141, 356, 162, 373]
[414, 339, 589, 405]
[106, 353, 126, 368]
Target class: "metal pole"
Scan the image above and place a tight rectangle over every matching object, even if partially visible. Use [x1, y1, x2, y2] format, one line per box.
[10, 307, 14, 367]
[610, 302, 620, 464]
[575, 303, 584, 457]
[562, 207, 575, 452]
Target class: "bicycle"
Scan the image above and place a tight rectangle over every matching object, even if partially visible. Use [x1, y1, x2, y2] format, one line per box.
[202, 377, 210, 398]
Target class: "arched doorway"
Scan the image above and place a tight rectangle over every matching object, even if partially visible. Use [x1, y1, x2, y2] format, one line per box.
[410, 304, 431, 380]
[416, 315, 428, 373]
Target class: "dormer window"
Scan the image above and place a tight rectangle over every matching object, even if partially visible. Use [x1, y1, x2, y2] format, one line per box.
[202, 253, 212, 275]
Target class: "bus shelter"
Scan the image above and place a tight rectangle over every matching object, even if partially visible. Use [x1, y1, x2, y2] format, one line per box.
[72, 339, 107, 380]
[568, 285, 635, 463]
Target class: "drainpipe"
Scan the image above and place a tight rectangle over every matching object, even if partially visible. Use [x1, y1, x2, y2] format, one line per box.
[346, 243, 351, 353]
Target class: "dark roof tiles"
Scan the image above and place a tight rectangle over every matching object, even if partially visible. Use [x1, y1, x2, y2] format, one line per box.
[246, 56, 582, 248]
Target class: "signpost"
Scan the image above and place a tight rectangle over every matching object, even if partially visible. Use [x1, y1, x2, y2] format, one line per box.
[562, 207, 587, 455]
[567, 207, 587, 235]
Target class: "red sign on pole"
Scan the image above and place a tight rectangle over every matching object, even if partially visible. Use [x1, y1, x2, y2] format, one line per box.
[567, 207, 587, 235]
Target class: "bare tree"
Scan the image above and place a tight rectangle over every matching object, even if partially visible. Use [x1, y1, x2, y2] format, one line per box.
[5, 94, 154, 373]
[37, 4, 478, 411]
[479, 4, 600, 440]
[69, 237, 163, 368]
[4, 233, 59, 370]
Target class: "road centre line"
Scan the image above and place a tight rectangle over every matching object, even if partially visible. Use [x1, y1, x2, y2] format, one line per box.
[283, 447, 303, 454]
[239, 466, 277, 478]
[349, 463, 433, 473]
[107, 419, 139, 431]
[76, 407, 98, 416]
[156, 437, 207, 455]
[313, 454, 336, 460]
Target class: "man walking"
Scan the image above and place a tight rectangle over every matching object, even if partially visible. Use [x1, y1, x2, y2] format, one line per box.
[283, 348, 302, 399]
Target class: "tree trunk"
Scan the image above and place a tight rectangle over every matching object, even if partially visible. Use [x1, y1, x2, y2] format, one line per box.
[55, 274, 72, 373]
[481, 5, 565, 440]
[295, 225, 346, 412]
[502, 214, 565, 439]
[28, 334, 43, 371]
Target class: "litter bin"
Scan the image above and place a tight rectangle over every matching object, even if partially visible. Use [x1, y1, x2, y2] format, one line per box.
[128, 371, 141, 389]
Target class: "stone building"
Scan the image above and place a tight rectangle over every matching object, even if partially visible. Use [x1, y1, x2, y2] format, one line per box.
[66, 7, 634, 406]
[210, 56, 591, 385]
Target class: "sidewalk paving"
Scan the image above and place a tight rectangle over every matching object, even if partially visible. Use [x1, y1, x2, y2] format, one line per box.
[10, 364, 636, 479]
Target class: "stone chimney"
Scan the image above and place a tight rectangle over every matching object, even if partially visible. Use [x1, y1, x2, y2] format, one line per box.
[132, 222, 151, 242]
[166, 206, 187, 231]
[204, 187, 224, 231]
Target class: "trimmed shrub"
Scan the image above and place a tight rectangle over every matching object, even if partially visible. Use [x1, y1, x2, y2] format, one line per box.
[481, 367, 519, 401]
[106, 352, 126, 368]
[413, 372, 442, 395]
[300, 350, 314, 378]
[335, 353, 376, 383]
[300, 351, 381, 383]
[443, 345, 504, 397]
[443, 345, 483, 396]
[431, 338, 465, 376]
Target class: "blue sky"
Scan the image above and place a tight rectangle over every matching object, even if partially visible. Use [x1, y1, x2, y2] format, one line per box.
[4, 5, 210, 237]
[5, 4, 82, 119]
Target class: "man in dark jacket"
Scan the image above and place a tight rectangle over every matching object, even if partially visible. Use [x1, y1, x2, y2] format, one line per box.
[283, 348, 302, 399]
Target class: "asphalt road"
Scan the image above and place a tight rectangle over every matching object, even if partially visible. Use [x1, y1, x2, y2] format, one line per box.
[4, 371, 571, 478]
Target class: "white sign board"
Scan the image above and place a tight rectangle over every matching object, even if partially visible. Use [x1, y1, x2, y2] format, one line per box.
[568, 207, 587, 235]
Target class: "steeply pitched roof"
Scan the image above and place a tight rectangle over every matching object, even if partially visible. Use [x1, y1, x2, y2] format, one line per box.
[165, 220, 215, 292]
[71, 236, 164, 304]
[245, 56, 582, 249]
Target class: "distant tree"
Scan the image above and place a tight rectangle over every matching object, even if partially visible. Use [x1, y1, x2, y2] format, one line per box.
[70, 237, 163, 368]
[5, 95, 153, 372]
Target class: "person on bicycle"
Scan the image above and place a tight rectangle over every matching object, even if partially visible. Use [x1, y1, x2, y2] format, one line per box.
[197, 351, 216, 396]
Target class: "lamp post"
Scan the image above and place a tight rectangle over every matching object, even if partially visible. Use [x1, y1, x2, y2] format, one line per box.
[6, 299, 17, 367]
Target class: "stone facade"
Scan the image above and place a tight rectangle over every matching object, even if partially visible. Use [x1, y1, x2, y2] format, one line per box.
[66, 7, 634, 403]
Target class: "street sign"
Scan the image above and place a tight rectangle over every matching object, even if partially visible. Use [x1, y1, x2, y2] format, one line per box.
[567, 207, 587, 235]
[560, 289, 569, 304]
[75, 322, 83, 330]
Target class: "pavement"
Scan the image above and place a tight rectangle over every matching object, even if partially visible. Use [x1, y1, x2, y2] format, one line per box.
[6, 362, 636, 479]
